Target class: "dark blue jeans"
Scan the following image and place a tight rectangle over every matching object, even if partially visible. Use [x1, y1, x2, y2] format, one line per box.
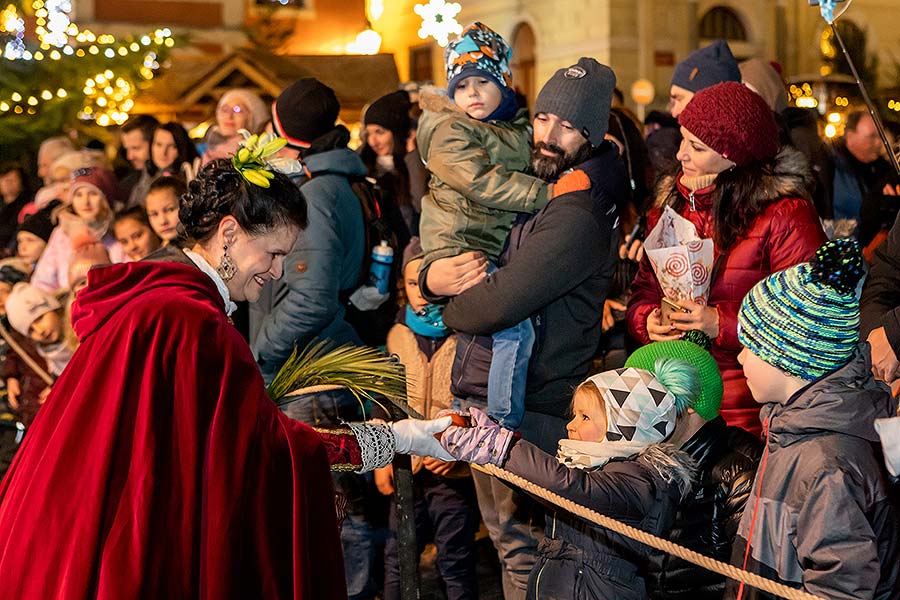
[383, 470, 480, 600]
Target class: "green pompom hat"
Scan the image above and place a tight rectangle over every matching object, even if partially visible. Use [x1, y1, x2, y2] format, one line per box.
[625, 341, 723, 421]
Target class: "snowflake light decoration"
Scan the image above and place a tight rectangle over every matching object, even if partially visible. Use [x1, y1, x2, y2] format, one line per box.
[414, 0, 463, 47]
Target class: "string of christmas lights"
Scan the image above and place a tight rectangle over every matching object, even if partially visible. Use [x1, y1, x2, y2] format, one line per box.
[0, 0, 173, 126]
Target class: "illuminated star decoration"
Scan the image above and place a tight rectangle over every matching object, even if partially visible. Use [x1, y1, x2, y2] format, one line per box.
[414, 0, 462, 47]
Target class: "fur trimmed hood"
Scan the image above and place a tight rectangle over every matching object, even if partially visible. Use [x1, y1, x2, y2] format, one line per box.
[635, 443, 698, 502]
[418, 89, 465, 116]
[653, 145, 814, 209]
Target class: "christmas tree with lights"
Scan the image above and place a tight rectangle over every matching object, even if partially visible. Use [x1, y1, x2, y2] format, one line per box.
[0, 0, 173, 160]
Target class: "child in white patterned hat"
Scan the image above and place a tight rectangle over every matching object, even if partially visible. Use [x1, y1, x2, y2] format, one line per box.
[435, 358, 700, 599]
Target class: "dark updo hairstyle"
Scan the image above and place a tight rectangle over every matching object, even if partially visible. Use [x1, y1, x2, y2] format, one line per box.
[179, 158, 307, 243]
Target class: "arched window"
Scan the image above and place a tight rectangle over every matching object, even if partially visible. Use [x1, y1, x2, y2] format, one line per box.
[699, 6, 747, 41]
[510, 23, 536, 107]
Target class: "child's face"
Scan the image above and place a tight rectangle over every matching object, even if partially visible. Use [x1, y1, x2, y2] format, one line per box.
[71, 185, 106, 222]
[115, 218, 160, 261]
[738, 347, 795, 404]
[17, 231, 47, 264]
[566, 389, 608, 442]
[453, 76, 503, 121]
[0, 282, 12, 316]
[365, 125, 395, 157]
[29, 310, 61, 345]
[146, 188, 181, 242]
[404, 259, 427, 313]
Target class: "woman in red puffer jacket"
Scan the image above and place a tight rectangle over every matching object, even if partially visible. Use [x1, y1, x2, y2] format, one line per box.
[627, 82, 825, 437]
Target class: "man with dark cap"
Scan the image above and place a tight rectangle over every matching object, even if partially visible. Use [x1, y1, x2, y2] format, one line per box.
[669, 39, 741, 118]
[250, 77, 384, 600]
[250, 77, 367, 383]
[419, 57, 625, 599]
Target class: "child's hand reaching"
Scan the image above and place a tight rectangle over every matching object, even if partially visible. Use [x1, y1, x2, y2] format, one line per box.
[440, 407, 515, 466]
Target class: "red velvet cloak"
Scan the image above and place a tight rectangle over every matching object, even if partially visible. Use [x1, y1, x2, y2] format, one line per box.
[0, 261, 347, 599]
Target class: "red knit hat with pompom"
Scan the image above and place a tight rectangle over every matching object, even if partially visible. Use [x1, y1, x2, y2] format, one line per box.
[678, 81, 779, 166]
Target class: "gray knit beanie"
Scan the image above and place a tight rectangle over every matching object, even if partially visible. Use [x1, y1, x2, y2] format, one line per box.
[534, 58, 616, 146]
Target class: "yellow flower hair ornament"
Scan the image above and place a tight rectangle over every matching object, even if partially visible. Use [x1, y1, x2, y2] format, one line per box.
[231, 131, 303, 188]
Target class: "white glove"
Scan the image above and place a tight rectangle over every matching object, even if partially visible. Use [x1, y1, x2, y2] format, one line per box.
[349, 285, 390, 311]
[390, 417, 455, 461]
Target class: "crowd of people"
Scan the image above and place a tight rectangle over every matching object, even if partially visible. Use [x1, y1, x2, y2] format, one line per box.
[0, 19, 898, 600]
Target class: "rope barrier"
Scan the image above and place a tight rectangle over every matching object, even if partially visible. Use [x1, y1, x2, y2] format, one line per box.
[470, 462, 824, 600]
[374, 397, 823, 600]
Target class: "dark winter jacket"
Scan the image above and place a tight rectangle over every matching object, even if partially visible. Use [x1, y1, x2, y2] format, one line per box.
[646, 417, 762, 600]
[249, 147, 366, 384]
[427, 143, 623, 422]
[816, 142, 893, 224]
[2, 329, 49, 427]
[726, 348, 900, 600]
[0, 192, 30, 249]
[862, 208, 900, 346]
[502, 440, 696, 600]
[627, 147, 826, 436]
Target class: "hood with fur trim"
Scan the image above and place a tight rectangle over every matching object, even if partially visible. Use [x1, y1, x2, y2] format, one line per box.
[634, 443, 698, 502]
[653, 145, 814, 209]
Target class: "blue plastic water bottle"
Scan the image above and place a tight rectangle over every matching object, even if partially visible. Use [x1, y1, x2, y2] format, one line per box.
[369, 240, 393, 294]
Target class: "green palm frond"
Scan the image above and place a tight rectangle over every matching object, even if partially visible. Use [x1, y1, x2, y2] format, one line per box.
[267, 341, 408, 414]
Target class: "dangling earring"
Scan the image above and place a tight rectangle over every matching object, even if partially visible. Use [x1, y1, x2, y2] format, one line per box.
[217, 244, 237, 281]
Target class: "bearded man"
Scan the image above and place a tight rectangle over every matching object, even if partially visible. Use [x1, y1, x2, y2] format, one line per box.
[419, 57, 626, 599]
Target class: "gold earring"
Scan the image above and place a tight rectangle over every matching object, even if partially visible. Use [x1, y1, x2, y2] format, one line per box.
[217, 244, 237, 281]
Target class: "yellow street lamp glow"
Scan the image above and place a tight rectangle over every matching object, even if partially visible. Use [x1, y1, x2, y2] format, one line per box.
[828, 112, 841, 123]
[825, 124, 837, 138]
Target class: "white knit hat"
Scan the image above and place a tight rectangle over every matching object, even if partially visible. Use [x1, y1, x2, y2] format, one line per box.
[217, 88, 268, 134]
[5, 283, 61, 336]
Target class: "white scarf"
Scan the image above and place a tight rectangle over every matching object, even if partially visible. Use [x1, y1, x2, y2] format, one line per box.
[557, 438, 649, 470]
[37, 340, 74, 377]
[183, 249, 238, 316]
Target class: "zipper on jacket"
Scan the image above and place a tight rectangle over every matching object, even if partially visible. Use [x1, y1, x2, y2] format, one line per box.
[532, 511, 556, 599]
[689, 191, 696, 211]
[453, 337, 476, 391]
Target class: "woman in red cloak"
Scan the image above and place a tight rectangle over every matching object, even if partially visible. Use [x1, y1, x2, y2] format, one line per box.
[0, 156, 451, 599]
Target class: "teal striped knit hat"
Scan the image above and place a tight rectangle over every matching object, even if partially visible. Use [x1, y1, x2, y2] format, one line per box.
[737, 238, 865, 381]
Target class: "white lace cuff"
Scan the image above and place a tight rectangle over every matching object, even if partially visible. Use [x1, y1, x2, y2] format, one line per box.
[348, 422, 396, 473]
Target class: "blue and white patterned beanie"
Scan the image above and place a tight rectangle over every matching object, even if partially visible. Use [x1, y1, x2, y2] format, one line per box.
[444, 22, 517, 120]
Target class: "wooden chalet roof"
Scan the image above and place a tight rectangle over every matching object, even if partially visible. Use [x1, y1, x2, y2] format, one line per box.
[133, 47, 400, 121]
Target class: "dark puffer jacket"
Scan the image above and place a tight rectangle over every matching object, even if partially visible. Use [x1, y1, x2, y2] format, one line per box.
[726, 348, 900, 600]
[502, 440, 696, 600]
[627, 148, 826, 437]
[646, 417, 763, 600]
